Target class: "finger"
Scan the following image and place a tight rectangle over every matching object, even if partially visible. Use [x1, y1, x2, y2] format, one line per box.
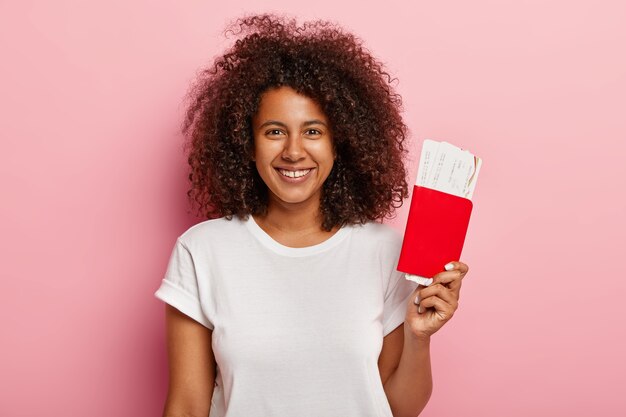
[412, 284, 425, 305]
[432, 269, 464, 295]
[444, 261, 469, 276]
[419, 295, 455, 320]
[417, 283, 457, 308]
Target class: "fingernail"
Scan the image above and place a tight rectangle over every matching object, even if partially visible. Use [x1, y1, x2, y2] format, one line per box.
[445, 262, 455, 271]
[414, 294, 421, 305]
[418, 305, 423, 314]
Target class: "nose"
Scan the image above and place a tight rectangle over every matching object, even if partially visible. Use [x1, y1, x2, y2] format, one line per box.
[282, 135, 305, 161]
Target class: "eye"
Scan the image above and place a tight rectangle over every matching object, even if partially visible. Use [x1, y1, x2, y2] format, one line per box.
[305, 129, 322, 136]
[265, 129, 284, 136]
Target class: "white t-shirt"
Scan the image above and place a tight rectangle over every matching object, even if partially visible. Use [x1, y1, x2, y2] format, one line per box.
[154, 215, 418, 417]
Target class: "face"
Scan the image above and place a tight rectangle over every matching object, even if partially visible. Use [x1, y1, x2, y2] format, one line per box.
[252, 86, 335, 210]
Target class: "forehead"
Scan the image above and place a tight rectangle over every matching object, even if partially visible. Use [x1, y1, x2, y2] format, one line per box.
[253, 86, 327, 122]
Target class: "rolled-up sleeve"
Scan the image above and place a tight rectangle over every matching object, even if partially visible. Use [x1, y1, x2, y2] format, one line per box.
[154, 238, 214, 329]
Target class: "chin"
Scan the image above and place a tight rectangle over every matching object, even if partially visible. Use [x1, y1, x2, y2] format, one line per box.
[271, 190, 320, 206]
[276, 196, 313, 205]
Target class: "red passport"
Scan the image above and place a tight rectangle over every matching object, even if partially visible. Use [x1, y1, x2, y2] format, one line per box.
[397, 185, 473, 278]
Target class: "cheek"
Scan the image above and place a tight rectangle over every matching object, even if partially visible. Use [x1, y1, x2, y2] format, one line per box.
[254, 159, 270, 176]
[254, 161, 272, 186]
[254, 140, 282, 160]
[308, 142, 334, 161]
[320, 153, 336, 170]
[252, 147, 269, 165]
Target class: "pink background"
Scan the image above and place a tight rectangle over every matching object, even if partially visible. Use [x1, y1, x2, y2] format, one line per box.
[2, 1, 625, 416]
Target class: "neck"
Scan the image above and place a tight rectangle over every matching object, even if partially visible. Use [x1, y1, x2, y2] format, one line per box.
[259, 197, 325, 233]
[252, 194, 343, 248]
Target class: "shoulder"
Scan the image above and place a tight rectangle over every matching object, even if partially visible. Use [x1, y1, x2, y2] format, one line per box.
[177, 216, 247, 248]
[351, 221, 402, 242]
[350, 221, 403, 250]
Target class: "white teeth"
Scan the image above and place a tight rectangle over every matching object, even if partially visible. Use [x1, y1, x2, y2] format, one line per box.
[278, 169, 311, 178]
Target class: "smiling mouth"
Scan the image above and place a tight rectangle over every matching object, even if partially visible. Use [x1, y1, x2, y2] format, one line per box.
[276, 168, 312, 178]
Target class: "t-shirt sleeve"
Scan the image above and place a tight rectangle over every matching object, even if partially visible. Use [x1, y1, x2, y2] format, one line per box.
[382, 251, 419, 337]
[154, 238, 214, 329]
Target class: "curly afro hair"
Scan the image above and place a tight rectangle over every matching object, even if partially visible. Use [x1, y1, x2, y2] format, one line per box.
[182, 13, 409, 231]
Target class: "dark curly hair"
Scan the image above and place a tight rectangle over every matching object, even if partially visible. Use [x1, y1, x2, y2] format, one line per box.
[182, 13, 409, 231]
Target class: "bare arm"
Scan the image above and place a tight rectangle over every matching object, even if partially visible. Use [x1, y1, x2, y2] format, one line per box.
[379, 323, 432, 417]
[162, 304, 216, 417]
[383, 262, 469, 416]
[383, 330, 432, 417]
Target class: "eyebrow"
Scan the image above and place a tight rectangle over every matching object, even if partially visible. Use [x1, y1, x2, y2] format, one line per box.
[257, 119, 328, 129]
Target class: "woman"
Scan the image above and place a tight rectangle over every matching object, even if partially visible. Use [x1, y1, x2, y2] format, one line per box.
[155, 13, 469, 417]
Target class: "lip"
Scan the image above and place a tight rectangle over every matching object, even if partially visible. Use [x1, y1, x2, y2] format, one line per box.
[274, 167, 315, 183]
[274, 166, 315, 171]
